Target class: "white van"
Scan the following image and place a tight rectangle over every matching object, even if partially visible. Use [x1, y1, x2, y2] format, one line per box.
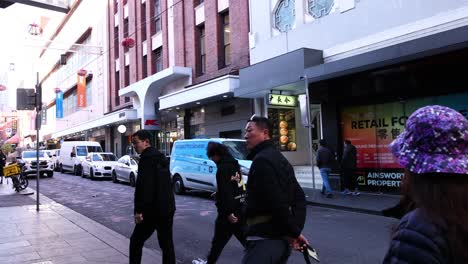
[170, 138, 251, 194]
[59, 141, 103, 175]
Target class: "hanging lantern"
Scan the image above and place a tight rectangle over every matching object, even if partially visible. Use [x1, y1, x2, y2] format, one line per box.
[77, 69, 87, 76]
[28, 23, 42, 36]
[54, 87, 61, 93]
[121, 37, 135, 48]
[0, 85, 6, 91]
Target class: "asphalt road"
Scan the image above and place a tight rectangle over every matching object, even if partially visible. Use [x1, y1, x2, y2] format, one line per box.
[29, 172, 397, 264]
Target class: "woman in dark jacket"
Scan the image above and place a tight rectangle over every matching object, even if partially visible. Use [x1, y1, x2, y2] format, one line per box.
[383, 105, 468, 264]
[193, 142, 246, 264]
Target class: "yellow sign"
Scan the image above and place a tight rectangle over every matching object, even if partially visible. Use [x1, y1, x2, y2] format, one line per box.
[268, 94, 297, 107]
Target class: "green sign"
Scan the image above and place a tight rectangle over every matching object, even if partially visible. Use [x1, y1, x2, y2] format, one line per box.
[268, 94, 297, 107]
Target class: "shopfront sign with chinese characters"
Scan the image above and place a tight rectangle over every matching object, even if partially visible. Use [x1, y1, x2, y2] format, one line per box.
[268, 94, 297, 107]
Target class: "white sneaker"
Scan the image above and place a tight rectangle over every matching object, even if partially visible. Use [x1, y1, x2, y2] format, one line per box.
[192, 258, 207, 264]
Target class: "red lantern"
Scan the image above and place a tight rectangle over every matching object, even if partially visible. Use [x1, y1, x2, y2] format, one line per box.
[0, 85, 6, 91]
[77, 69, 87, 76]
[54, 88, 61, 93]
[121, 37, 135, 48]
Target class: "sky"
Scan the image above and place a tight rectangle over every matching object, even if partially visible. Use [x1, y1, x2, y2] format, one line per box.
[0, 3, 65, 97]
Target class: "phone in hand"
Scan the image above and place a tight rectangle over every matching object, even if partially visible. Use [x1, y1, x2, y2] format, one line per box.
[302, 244, 319, 263]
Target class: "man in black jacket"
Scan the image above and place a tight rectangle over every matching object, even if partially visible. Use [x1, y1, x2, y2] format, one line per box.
[316, 139, 334, 198]
[129, 130, 176, 264]
[242, 116, 308, 264]
[341, 140, 359, 196]
[193, 142, 246, 264]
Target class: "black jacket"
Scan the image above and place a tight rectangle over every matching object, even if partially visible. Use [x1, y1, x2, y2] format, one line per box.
[316, 146, 334, 169]
[0, 153, 6, 167]
[214, 155, 243, 217]
[383, 208, 451, 264]
[341, 144, 357, 169]
[134, 147, 175, 217]
[245, 140, 306, 239]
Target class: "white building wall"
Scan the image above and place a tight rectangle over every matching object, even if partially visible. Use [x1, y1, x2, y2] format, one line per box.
[249, 0, 468, 64]
[39, 0, 108, 138]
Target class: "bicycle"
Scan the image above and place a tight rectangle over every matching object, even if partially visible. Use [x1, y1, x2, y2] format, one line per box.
[3, 163, 28, 192]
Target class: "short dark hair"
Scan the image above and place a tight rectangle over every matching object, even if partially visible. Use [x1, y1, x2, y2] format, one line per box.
[206, 142, 229, 158]
[344, 140, 351, 145]
[247, 115, 272, 138]
[132, 130, 152, 144]
[319, 139, 327, 146]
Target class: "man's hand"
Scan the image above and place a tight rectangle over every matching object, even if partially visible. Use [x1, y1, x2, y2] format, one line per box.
[231, 172, 241, 183]
[227, 213, 238, 224]
[134, 213, 144, 224]
[288, 234, 309, 252]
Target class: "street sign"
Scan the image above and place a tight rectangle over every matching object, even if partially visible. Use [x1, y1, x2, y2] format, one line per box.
[17, 88, 36, 110]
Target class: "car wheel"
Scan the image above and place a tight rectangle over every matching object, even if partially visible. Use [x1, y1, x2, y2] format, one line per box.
[129, 173, 136, 187]
[47, 172, 53, 178]
[60, 164, 64, 173]
[173, 175, 185, 195]
[73, 166, 79, 176]
[112, 171, 118, 183]
[90, 168, 95, 180]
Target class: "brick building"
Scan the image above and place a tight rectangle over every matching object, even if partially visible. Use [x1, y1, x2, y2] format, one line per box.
[107, 0, 251, 156]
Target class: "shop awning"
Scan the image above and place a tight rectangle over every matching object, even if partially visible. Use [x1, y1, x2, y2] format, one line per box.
[159, 75, 239, 110]
[5, 134, 19, 144]
[237, 48, 323, 98]
[52, 108, 139, 139]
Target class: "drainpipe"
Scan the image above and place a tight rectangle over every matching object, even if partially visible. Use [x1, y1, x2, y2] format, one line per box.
[302, 75, 316, 189]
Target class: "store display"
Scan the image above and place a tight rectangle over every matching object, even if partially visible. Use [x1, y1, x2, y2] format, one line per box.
[268, 108, 297, 152]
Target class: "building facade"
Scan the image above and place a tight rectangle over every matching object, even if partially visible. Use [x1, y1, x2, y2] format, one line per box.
[240, 0, 468, 193]
[108, 0, 251, 156]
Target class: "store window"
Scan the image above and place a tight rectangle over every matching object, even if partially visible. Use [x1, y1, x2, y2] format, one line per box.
[268, 108, 297, 151]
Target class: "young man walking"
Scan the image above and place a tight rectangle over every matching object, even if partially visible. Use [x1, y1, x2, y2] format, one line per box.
[242, 116, 309, 264]
[316, 139, 334, 198]
[341, 140, 360, 196]
[129, 130, 176, 264]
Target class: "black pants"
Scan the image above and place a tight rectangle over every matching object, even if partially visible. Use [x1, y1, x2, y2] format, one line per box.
[242, 239, 291, 264]
[342, 168, 357, 190]
[207, 215, 246, 263]
[129, 214, 175, 264]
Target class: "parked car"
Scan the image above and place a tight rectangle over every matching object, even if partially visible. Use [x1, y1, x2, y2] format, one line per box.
[52, 149, 61, 171]
[112, 155, 138, 186]
[17, 150, 54, 177]
[59, 141, 103, 175]
[169, 138, 251, 194]
[81, 152, 118, 179]
[44, 149, 59, 171]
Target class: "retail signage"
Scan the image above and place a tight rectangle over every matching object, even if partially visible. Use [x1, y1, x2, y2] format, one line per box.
[56, 91, 63, 118]
[268, 94, 297, 107]
[77, 74, 86, 107]
[341, 92, 468, 191]
[41, 104, 47, 125]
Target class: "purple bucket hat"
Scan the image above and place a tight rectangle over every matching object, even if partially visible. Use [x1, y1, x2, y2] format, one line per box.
[389, 105, 468, 174]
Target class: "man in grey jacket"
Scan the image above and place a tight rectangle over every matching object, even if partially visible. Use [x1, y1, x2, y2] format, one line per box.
[316, 139, 334, 198]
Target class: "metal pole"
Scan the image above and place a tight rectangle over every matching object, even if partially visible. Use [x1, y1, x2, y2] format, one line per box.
[35, 72, 40, 211]
[304, 75, 316, 189]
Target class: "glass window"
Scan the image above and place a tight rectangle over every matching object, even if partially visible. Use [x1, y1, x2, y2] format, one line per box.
[130, 159, 137, 165]
[268, 108, 297, 151]
[86, 79, 92, 106]
[274, 0, 295, 33]
[223, 141, 248, 160]
[198, 25, 206, 75]
[76, 146, 88, 156]
[220, 12, 230, 67]
[100, 154, 117, 161]
[308, 0, 334, 19]
[23, 151, 46, 159]
[153, 48, 163, 73]
[154, 0, 161, 33]
[92, 154, 101, 161]
[87, 146, 103, 152]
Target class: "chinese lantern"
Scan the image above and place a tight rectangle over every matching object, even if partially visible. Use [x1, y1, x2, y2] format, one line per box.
[54, 87, 61, 93]
[77, 69, 87, 76]
[121, 37, 135, 48]
[0, 85, 6, 91]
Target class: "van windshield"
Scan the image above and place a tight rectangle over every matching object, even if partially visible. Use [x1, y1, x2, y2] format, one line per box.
[76, 146, 103, 156]
[223, 141, 248, 160]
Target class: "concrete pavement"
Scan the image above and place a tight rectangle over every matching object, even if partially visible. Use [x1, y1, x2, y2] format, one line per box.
[0, 182, 162, 264]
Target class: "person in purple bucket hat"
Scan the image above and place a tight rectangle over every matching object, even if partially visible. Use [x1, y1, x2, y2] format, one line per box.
[383, 105, 467, 264]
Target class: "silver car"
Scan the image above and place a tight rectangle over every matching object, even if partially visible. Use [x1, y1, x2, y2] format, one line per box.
[81, 152, 118, 179]
[112, 155, 138, 186]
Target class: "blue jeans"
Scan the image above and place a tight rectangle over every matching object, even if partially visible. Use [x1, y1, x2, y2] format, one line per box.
[319, 168, 332, 194]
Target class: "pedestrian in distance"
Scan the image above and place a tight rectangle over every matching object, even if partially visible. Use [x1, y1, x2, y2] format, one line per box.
[341, 139, 360, 196]
[383, 105, 468, 264]
[192, 142, 247, 264]
[129, 130, 176, 264]
[0, 149, 6, 184]
[242, 115, 309, 264]
[316, 139, 334, 198]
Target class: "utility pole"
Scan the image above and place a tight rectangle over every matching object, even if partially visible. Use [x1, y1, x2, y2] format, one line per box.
[35, 72, 41, 211]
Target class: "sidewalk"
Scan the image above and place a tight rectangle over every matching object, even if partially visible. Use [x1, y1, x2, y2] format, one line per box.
[0, 183, 162, 264]
[304, 188, 401, 215]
